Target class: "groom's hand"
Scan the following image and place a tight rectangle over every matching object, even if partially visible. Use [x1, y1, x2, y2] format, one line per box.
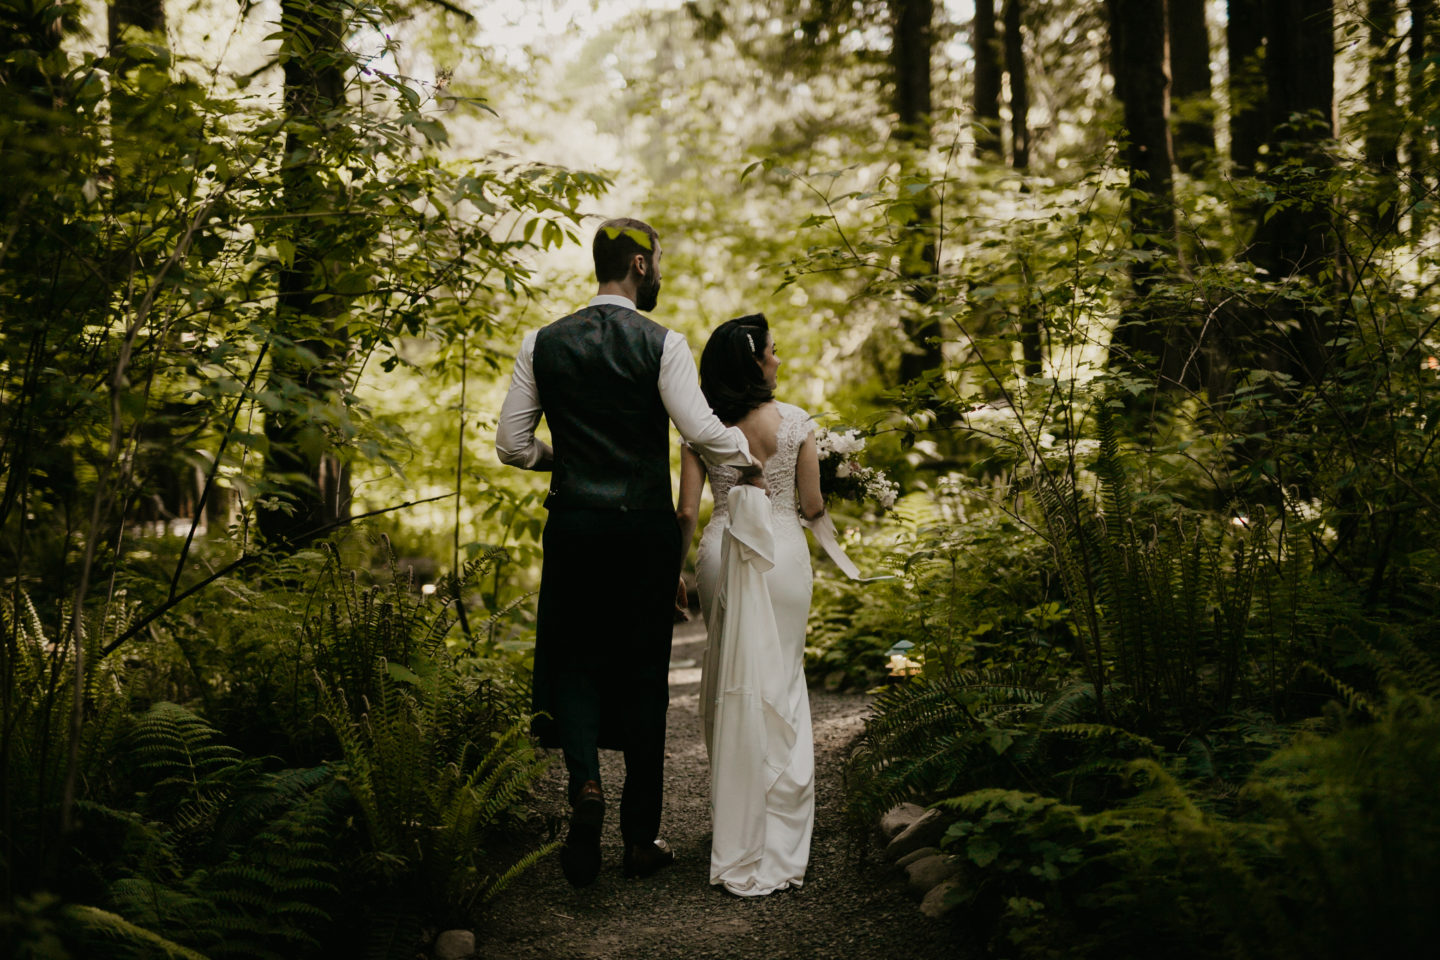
[737, 463, 769, 492]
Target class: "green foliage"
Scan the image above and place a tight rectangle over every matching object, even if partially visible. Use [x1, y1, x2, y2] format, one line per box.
[318, 658, 554, 929]
[848, 665, 1156, 825]
[934, 690, 1440, 959]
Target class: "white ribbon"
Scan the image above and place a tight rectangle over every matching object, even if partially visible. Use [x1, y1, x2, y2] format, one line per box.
[802, 512, 894, 582]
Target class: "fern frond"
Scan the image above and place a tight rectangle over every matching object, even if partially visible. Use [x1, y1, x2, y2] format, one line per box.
[62, 903, 212, 960]
[482, 838, 561, 902]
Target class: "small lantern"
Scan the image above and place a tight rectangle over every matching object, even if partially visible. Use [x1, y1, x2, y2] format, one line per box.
[885, 639, 923, 678]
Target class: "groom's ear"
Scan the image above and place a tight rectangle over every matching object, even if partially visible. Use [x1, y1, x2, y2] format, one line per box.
[632, 252, 650, 277]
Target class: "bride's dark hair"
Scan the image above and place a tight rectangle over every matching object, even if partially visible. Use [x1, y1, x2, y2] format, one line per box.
[700, 313, 773, 424]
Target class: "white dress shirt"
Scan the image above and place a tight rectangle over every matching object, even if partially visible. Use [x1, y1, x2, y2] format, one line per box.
[495, 294, 755, 473]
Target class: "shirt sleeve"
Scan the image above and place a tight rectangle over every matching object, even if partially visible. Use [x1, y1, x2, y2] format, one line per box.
[495, 331, 553, 471]
[658, 331, 755, 468]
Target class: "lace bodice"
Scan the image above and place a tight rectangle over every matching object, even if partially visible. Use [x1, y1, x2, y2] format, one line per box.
[703, 402, 813, 528]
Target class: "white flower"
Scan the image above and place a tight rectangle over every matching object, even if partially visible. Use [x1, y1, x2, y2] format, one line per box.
[835, 461, 852, 478]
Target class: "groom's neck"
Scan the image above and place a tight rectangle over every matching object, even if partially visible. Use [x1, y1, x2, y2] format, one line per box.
[596, 278, 639, 302]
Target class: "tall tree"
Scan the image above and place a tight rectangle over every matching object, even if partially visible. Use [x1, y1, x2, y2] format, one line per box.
[1248, 0, 1336, 382]
[1408, 0, 1432, 221]
[1227, 0, 1266, 176]
[973, 0, 1003, 160]
[1003, 0, 1030, 171]
[1106, 0, 1187, 387]
[258, 0, 352, 549]
[1005, 0, 1040, 376]
[1365, 0, 1401, 233]
[891, 0, 942, 383]
[1168, 0, 1215, 172]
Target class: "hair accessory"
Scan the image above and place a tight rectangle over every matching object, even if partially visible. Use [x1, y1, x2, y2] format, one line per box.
[746, 333, 755, 353]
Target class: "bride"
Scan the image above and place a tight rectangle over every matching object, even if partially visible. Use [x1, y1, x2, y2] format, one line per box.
[676, 313, 827, 897]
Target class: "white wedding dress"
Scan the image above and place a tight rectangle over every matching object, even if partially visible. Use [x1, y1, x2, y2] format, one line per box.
[695, 401, 815, 896]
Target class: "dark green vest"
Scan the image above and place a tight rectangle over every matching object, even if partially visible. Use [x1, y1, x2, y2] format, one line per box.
[532, 304, 673, 512]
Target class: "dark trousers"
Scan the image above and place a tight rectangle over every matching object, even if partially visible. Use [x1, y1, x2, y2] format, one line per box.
[534, 508, 679, 845]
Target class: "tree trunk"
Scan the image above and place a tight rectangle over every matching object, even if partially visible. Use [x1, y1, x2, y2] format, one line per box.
[258, 0, 352, 550]
[1227, 0, 1266, 176]
[1409, 0, 1432, 224]
[1248, 0, 1335, 383]
[891, 0, 942, 384]
[1168, 0, 1215, 172]
[1364, 0, 1401, 234]
[1106, 0, 1188, 388]
[973, 0, 1003, 161]
[1004, 0, 1040, 376]
[1003, 0, 1030, 171]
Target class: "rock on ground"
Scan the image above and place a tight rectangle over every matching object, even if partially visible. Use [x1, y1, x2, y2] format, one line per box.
[905, 855, 962, 898]
[879, 802, 927, 841]
[433, 929, 475, 960]
[476, 618, 965, 960]
[884, 809, 949, 862]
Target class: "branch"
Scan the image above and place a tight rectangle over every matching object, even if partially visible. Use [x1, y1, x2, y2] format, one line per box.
[100, 492, 456, 657]
[420, 0, 476, 22]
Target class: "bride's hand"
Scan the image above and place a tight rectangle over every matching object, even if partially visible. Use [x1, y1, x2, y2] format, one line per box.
[673, 577, 690, 622]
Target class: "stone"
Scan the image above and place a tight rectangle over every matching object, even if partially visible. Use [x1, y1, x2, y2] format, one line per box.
[894, 845, 942, 869]
[905, 854, 961, 898]
[920, 877, 964, 919]
[883, 807, 949, 861]
[878, 802, 927, 841]
[434, 929, 475, 960]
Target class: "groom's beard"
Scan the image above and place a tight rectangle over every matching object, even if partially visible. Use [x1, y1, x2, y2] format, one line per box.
[636, 275, 661, 312]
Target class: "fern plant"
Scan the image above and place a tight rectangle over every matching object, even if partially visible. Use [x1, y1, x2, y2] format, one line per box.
[318, 654, 555, 942]
[847, 665, 1157, 824]
[104, 703, 344, 960]
[1033, 403, 1316, 733]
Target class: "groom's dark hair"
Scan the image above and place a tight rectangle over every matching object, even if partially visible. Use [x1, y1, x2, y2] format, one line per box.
[593, 217, 659, 283]
[701, 314, 774, 424]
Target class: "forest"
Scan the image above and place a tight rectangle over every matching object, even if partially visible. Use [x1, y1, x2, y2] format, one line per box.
[3, 0, 1439, 957]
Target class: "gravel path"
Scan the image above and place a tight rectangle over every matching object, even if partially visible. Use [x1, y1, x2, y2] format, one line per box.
[478, 618, 959, 960]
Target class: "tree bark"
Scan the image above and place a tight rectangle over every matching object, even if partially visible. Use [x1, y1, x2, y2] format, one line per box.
[1168, 0, 1215, 172]
[1004, 0, 1040, 376]
[891, 0, 942, 384]
[1364, 0, 1400, 233]
[1227, 0, 1266, 176]
[973, 0, 1003, 161]
[258, 0, 352, 550]
[1003, 0, 1030, 171]
[1409, 0, 1432, 222]
[1248, 0, 1336, 383]
[1106, 0, 1188, 388]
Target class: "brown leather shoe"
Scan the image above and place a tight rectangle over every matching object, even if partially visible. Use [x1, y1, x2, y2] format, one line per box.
[559, 780, 605, 887]
[622, 838, 676, 879]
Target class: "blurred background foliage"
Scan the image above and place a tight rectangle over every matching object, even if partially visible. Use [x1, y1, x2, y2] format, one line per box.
[4, 0, 1440, 956]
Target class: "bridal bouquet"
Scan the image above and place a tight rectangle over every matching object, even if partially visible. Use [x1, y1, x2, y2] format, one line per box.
[814, 426, 899, 513]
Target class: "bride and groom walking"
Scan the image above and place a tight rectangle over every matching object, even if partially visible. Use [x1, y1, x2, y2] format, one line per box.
[495, 217, 842, 896]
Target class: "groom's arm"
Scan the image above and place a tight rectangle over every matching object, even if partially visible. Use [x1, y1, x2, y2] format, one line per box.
[657, 331, 757, 471]
[495, 330, 553, 471]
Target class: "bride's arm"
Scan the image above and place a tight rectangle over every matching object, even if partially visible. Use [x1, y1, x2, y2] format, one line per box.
[796, 431, 826, 521]
[675, 443, 706, 612]
[677, 443, 705, 556]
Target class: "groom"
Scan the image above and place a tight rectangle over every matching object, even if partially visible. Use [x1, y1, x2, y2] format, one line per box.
[496, 217, 759, 887]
